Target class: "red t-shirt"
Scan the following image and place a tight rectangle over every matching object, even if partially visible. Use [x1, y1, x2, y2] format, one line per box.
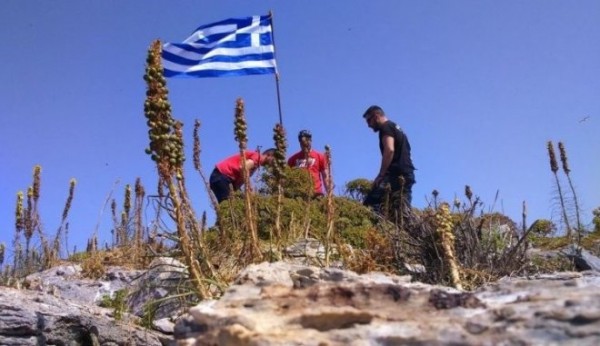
[216, 151, 260, 189]
[288, 150, 327, 195]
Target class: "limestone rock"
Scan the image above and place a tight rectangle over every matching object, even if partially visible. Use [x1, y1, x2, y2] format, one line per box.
[174, 261, 600, 345]
[0, 287, 166, 346]
[23, 264, 144, 306]
[127, 257, 192, 320]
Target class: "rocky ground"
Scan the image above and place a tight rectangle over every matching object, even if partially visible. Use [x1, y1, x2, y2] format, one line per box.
[174, 262, 600, 346]
[1, 255, 599, 345]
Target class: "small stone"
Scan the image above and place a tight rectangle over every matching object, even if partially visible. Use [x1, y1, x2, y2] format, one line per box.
[465, 321, 488, 335]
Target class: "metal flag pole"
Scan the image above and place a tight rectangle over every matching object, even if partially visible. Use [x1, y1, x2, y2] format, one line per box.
[269, 10, 284, 125]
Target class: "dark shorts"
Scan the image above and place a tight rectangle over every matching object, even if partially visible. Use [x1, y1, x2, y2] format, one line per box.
[209, 168, 234, 203]
[363, 172, 415, 209]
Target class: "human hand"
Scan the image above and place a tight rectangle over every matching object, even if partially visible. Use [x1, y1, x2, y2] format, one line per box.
[373, 175, 384, 187]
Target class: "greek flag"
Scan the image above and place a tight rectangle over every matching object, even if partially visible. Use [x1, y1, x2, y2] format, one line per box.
[162, 15, 277, 78]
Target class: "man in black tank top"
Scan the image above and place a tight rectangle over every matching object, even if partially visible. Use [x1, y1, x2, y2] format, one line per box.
[362, 105, 416, 211]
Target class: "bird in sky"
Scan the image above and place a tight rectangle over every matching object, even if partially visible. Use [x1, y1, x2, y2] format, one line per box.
[578, 116, 590, 123]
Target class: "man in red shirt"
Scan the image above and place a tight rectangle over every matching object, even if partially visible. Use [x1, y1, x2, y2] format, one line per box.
[210, 148, 275, 203]
[287, 130, 329, 197]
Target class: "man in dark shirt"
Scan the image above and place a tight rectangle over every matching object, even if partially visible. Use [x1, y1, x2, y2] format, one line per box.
[362, 105, 416, 210]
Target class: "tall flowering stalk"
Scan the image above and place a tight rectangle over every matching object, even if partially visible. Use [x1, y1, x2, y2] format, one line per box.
[436, 202, 462, 290]
[522, 201, 527, 235]
[0, 243, 5, 268]
[465, 185, 473, 207]
[234, 98, 261, 261]
[272, 123, 287, 242]
[432, 190, 439, 209]
[25, 186, 34, 257]
[110, 199, 119, 246]
[27, 166, 50, 268]
[123, 184, 132, 219]
[13, 191, 24, 274]
[558, 142, 581, 239]
[119, 184, 132, 246]
[15, 192, 24, 236]
[32, 165, 41, 204]
[133, 178, 145, 256]
[324, 145, 335, 266]
[32, 166, 44, 262]
[193, 120, 219, 212]
[143, 40, 209, 298]
[54, 178, 76, 258]
[547, 141, 572, 237]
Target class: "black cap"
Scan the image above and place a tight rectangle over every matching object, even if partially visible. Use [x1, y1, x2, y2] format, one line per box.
[298, 130, 312, 141]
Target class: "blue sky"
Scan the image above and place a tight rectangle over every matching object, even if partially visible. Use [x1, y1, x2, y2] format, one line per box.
[1, 1, 599, 256]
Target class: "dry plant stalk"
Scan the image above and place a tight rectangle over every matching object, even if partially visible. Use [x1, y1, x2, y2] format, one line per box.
[558, 142, 582, 240]
[547, 141, 572, 237]
[234, 98, 261, 261]
[395, 176, 406, 227]
[134, 178, 145, 250]
[193, 119, 220, 212]
[431, 189, 439, 209]
[54, 178, 76, 258]
[121, 184, 132, 246]
[465, 185, 473, 207]
[435, 202, 463, 290]
[143, 40, 211, 298]
[0, 243, 5, 268]
[13, 192, 24, 274]
[522, 201, 527, 235]
[324, 145, 335, 266]
[272, 123, 287, 244]
[175, 172, 218, 281]
[29, 166, 52, 269]
[109, 199, 117, 246]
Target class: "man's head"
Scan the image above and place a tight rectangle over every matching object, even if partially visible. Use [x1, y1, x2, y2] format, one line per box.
[297, 130, 312, 151]
[260, 148, 276, 165]
[363, 105, 386, 132]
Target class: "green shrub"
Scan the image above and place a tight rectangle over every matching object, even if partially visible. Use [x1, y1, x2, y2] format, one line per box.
[528, 219, 556, 236]
[67, 251, 90, 263]
[99, 288, 129, 320]
[217, 195, 377, 249]
[344, 178, 372, 202]
[259, 166, 314, 199]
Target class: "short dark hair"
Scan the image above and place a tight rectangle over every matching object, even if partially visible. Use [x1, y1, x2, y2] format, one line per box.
[298, 129, 312, 141]
[262, 148, 276, 156]
[363, 105, 384, 119]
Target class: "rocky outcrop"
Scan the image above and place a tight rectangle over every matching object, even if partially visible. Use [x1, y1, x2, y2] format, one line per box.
[563, 247, 600, 271]
[174, 262, 600, 346]
[2, 256, 600, 345]
[0, 286, 167, 346]
[0, 261, 181, 345]
[22, 264, 144, 306]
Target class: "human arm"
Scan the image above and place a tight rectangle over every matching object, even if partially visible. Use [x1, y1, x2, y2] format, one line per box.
[232, 159, 257, 191]
[375, 135, 395, 185]
[244, 159, 257, 176]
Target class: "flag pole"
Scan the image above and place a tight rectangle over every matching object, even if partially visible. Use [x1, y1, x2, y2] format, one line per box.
[269, 10, 284, 125]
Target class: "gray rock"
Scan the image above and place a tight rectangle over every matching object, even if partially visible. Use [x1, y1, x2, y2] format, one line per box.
[23, 264, 144, 306]
[153, 318, 175, 334]
[174, 262, 600, 346]
[0, 287, 166, 346]
[127, 257, 192, 320]
[563, 247, 600, 271]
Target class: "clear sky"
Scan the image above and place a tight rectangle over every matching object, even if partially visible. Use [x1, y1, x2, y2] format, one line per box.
[1, 1, 599, 256]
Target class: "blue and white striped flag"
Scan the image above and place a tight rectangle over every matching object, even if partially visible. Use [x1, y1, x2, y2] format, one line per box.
[162, 15, 277, 78]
